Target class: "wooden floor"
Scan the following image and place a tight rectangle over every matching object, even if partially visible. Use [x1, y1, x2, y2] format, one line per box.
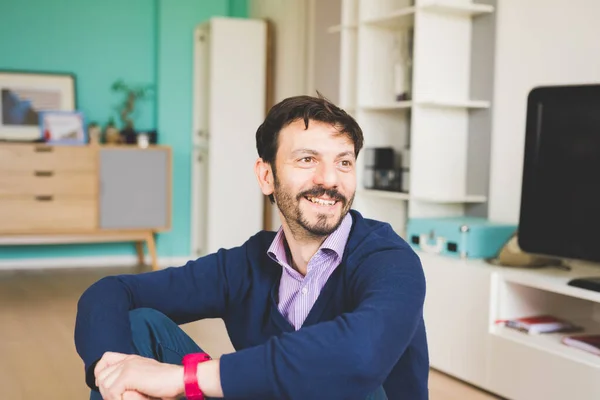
[0, 265, 501, 400]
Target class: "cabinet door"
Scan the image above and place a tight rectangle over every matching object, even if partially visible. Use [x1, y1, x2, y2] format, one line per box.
[419, 252, 493, 389]
[99, 148, 170, 230]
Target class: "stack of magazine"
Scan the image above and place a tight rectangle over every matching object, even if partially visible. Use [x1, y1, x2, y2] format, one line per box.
[497, 314, 600, 356]
[499, 315, 582, 335]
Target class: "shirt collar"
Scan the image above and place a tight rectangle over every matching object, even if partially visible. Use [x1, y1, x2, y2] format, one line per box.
[267, 212, 353, 266]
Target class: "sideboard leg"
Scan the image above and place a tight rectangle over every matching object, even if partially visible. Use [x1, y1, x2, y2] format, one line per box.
[146, 232, 158, 271]
[135, 241, 145, 266]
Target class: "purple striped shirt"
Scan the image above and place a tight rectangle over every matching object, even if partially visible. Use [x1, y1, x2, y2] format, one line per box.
[267, 213, 353, 330]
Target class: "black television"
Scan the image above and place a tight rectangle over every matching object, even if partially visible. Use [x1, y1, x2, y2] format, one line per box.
[518, 84, 600, 267]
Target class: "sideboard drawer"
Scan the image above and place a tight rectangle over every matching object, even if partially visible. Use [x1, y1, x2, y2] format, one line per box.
[0, 196, 97, 233]
[0, 144, 96, 172]
[0, 172, 96, 196]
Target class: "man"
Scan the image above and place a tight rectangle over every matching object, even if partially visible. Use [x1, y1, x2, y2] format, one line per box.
[75, 94, 429, 400]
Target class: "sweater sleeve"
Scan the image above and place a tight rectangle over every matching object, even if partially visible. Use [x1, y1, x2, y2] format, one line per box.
[219, 248, 426, 400]
[74, 243, 248, 391]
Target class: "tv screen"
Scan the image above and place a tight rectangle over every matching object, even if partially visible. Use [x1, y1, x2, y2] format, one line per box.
[519, 84, 600, 263]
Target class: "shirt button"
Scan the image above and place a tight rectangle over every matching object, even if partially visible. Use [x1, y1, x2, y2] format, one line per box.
[301, 287, 308, 295]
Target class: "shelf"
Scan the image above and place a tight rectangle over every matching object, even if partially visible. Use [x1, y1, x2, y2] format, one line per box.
[416, 99, 491, 109]
[361, 7, 416, 29]
[491, 321, 600, 368]
[327, 24, 357, 34]
[359, 189, 410, 201]
[358, 100, 490, 110]
[359, 101, 412, 111]
[498, 262, 600, 304]
[361, 2, 493, 29]
[420, 1, 495, 17]
[411, 194, 487, 203]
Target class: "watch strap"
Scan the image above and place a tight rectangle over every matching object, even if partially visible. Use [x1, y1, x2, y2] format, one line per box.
[183, 352, 212, 400]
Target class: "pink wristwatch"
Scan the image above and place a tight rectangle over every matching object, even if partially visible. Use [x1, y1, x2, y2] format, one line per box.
[183, 352, 212, 400]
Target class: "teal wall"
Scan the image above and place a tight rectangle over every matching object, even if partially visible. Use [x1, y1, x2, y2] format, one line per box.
[0, 0, 157, 131]
[0, 0, 248, 261]
[229, 0, 248, 17]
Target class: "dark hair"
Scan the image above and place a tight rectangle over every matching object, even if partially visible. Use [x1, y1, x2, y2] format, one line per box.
[256, 93, 364, 203]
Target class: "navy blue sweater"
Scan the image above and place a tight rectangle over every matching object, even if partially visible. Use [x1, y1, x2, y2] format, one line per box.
[75, 210, 429, 399]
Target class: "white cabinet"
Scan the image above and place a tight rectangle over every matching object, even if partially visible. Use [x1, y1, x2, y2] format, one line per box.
[418, 250, 600, 400]
[419, 252, 493, 387]
[191, 17, 267, 256]
[487, 266, 600, 400]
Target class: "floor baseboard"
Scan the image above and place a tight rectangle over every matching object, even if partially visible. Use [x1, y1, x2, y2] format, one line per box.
[0, 255, 193, 271]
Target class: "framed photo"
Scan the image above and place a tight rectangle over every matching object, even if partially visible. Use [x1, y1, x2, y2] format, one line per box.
[40, 110, 87, 145]
[0, 70, 76, 141]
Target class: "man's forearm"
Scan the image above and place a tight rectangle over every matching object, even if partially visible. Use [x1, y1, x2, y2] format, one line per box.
[171, 358, 223, 398]
[196, 359, 223, 398]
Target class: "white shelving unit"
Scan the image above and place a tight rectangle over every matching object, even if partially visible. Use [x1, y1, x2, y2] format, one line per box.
[332, 0, 494, 236]
[358, 189, 411, 201]
[359, 101, 413, 110]
[416, 99, 490, 108]
[420, 1, 493, 16]
[417, 250, 600, 400]
[487, 261, 600, 399]
[361, 7, 416, 28]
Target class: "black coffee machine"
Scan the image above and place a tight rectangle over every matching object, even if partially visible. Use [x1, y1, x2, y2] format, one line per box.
[363, 147, 408, 192]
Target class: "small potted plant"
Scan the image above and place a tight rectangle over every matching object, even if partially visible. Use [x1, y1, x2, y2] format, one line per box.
[111, 79, 154, 138]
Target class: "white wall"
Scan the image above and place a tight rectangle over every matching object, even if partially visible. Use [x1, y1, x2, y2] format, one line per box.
[249, 0, 310, 101]
[310, 0, 341, 103]
[248, 0, 314, 230]
[488, 0, 600, 223]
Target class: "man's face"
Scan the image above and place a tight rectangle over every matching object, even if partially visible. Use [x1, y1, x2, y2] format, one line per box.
[271, 119, 356, 239]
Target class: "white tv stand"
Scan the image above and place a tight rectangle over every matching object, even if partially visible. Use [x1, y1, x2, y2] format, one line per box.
[419, 251, 600, 400]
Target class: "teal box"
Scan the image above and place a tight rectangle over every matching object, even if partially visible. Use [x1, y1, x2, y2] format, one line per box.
[406, 217, 517, 259]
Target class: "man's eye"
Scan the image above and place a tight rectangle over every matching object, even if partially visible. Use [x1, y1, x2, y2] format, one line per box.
[340, 160, 352, 167]
[300, 157, 313, 163]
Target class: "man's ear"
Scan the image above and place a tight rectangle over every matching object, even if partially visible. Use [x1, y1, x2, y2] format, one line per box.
[255, 158, 274, 197]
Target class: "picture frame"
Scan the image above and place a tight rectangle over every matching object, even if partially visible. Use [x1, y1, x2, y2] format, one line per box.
[40, 110, 87, 145]
[0, 70, 76, 142]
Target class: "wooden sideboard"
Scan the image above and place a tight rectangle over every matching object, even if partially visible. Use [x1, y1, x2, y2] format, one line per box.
[0, 143, 171, 270]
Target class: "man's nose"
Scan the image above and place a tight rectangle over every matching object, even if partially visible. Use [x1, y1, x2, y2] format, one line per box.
[313, 162, 338, 188]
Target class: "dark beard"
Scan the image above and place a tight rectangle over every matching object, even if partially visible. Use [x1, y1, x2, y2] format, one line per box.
[273, 175, 354, 240]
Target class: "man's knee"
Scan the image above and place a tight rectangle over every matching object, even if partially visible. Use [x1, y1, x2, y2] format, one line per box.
[129, 307, 172, 329]
[129, 308, 178, 358]
[128, 308, 202, 364]
[129, 308, 179, 346]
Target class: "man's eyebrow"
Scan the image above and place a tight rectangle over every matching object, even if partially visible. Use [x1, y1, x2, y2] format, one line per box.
[290, 149, 355, 158]
[291, 148, 319, 157]
[337, 151, 354, 158]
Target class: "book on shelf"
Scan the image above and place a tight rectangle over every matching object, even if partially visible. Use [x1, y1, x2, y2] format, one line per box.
[561, 334, 600, 356]
[497, 315, 583, 335]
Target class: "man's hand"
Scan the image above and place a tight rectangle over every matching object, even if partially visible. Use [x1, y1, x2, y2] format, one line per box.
[94, 352, 184, 400]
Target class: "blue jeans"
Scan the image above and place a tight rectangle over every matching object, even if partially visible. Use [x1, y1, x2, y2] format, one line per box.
[90, 308, 387, 400]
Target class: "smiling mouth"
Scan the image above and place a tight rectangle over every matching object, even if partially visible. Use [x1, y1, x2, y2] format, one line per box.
[304, 196, 338, 206]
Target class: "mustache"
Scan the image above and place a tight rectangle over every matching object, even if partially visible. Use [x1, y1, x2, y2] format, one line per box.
[297, 187, 346, 204]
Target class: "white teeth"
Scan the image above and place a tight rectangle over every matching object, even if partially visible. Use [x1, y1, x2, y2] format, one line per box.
[307, 196, 336, 206]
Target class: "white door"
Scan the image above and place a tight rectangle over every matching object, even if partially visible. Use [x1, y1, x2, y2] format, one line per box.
[192, 18, 267, 257]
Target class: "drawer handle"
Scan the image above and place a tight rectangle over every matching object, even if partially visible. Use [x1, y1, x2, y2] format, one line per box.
[34, 146, 53, 153]
[35, 195, 54, 202]
[34, 170, 54, 177]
